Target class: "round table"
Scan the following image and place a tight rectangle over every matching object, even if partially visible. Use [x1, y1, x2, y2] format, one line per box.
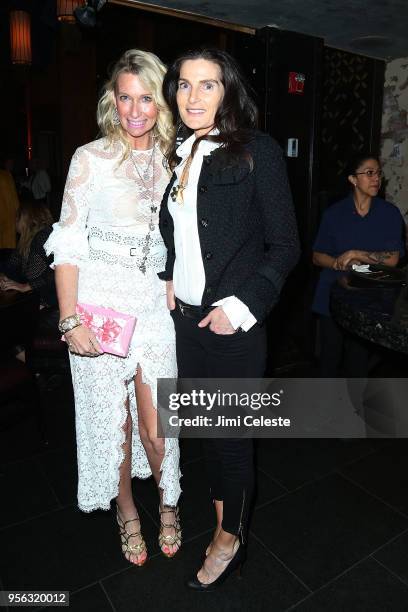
[331, 274, 408, 436]
[330, 275, 408, 355]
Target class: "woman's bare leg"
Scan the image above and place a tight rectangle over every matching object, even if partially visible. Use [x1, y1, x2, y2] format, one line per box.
[116, 399, 147, 565]
[206, 499, 223, 555]
[198, 529, 239, 584]
[135, 365, 180, 556]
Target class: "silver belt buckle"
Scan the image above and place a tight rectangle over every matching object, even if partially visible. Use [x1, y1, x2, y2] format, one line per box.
[179, 302, 185, 315]
[130, 248, 137, 256]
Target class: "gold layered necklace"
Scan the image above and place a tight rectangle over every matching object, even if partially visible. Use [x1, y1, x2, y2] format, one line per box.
[170, 154, 193, 205]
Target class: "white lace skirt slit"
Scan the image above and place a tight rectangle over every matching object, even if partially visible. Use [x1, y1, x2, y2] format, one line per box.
[70, 229, 181, 513]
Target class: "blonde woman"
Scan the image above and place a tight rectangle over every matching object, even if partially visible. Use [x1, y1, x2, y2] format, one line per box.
[45, 50, 181, 566]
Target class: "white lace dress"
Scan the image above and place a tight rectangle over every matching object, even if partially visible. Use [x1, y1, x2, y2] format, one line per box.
[45, 137, 181, 512]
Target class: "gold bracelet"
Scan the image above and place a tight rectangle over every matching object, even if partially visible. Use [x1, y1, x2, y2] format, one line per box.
[58, 314, 81, 334]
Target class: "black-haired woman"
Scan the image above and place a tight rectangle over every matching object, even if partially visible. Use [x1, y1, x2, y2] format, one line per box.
[312, 153, 405, 376]
[160, 48, 300, 590]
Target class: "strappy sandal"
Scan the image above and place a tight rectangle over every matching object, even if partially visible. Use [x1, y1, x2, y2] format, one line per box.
[158, 506, 182, 558]
[116, 507, 147, 566]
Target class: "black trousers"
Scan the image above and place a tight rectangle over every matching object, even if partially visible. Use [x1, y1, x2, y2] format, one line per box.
[171, 305, 267, 539]
[318, 315, 372, 377]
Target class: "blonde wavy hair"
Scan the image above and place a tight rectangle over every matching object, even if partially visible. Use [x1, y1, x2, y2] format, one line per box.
[97, 49, 174, 161]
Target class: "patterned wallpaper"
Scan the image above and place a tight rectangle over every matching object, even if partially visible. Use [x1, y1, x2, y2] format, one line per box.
[381, 57, 408, 228]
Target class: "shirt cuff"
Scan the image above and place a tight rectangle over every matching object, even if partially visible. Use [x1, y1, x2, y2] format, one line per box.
[212, 295, 257, 331]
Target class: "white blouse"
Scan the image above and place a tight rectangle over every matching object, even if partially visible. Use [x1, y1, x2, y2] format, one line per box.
[168, 133, 256, 331]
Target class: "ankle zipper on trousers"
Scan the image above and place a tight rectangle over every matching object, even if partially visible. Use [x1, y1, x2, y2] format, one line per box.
[238, 489, 246, 545]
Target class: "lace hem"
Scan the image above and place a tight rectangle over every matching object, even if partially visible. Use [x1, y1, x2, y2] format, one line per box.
[77, 356, 181, 513]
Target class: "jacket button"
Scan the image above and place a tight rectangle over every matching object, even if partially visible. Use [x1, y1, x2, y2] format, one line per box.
[163, 220, 168, 227]
[199, 185, 207, 193]
[205, 252, 213, 260]
[204, 157, 212, 165]
[200, 218, 209, 228]
[206, 287, 212, 294]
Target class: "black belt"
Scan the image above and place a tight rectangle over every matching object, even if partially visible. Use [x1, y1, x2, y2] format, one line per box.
[175, 298, 213, 319]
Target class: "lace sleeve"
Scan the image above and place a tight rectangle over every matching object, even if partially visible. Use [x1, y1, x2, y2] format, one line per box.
[44, 146, 93, 268]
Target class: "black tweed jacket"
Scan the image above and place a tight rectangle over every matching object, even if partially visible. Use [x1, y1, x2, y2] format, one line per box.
[158, 130, 300, 323]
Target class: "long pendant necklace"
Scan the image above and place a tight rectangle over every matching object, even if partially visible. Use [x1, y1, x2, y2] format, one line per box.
[134, 144, 155, 180]
[170, 153, 193, 205]
[130, 146, 157, 273]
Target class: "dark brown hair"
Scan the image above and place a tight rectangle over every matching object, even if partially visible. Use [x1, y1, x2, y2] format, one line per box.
[17, 198, 53, 259]
[348, 152, 380, 176]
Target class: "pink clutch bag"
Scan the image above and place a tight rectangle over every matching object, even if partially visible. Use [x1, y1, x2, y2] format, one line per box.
[75, 302, 136, 357]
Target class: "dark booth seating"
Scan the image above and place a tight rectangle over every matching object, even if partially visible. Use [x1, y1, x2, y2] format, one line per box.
[0, 356, 45, 443]
[25, 306, 69, 380]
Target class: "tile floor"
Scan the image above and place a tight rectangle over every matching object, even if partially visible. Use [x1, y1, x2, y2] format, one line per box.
[1, 374, 408, 611]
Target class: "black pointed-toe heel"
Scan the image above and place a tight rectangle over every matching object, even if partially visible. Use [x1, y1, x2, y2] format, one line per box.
[185, 543, 246, 592]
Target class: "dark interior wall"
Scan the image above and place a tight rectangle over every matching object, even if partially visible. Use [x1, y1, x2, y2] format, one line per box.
[58, 23, 97, 177]
[0, 1, 60, 175]
[96, 4, 229, 92]
[231, 28, 324, 365]
[232, 28, 323, 257]
[318, 47, 385, 204]
[0, 1, 95, 194]
[0, 3, 242, 199]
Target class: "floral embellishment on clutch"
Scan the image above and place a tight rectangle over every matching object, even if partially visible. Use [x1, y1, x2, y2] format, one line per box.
[76, 303, 136, 357]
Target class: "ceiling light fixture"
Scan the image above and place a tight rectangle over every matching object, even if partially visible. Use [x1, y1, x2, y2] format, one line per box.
[57, 1, 86, 23]
[10, 10, 32, 65]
